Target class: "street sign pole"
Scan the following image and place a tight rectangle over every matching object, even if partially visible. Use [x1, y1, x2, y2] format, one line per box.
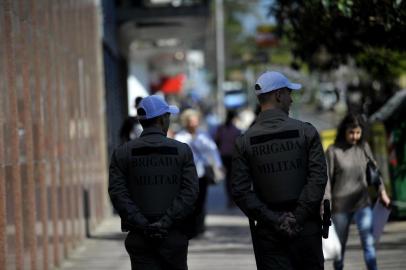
[215, 0, 225, 120]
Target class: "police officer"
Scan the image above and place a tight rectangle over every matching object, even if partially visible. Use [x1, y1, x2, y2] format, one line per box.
[231, 71, 328, 269]
[109, 95, 199, 270]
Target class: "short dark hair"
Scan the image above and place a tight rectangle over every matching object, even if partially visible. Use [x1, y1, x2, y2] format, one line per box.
[225, 110, 237, 126]
[138, 117, 159, 128]
[137, 107, 159, 128]
[335, 113, 367, 145]
[135, 97, 143, 108]
[137, 108, 170, 128]
[257, 87, 288, 104]
[257, 91, 273, 104]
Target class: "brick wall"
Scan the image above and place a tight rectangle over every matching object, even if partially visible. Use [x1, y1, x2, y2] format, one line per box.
[0, 1, 109, 269]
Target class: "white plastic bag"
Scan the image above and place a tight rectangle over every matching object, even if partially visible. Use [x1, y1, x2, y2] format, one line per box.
[322, 223, 342, 261]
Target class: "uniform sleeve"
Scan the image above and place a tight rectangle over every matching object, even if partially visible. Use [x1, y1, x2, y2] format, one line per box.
[160, 145, 199, 227]
[364, 142, 385, 192]
[108, 147, 149, 230]
[231, 136, 280, 225]
[293, 124, 328, 225]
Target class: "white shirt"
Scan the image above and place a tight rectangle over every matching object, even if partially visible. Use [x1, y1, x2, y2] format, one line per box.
[175, 130, 222, 178]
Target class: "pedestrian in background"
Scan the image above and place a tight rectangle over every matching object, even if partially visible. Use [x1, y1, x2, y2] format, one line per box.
[119, 96, 144, 143]
[232, 71, 328, 269]
[109, 95, 199, 270]
[325, 113, 390, 270]
[215, 110, 241, 208]
[175, 108, 223, 238]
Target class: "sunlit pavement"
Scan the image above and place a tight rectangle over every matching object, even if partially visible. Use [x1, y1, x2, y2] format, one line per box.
[188, 213, 256, 270]
[59, 184, 406, 270]
[58, 212, 255, 270]
[197, 184, 406, 270]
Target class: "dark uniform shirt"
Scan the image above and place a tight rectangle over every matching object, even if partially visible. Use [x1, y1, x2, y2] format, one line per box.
[231, 108, 327, 234]
[109, 126, 199, 232]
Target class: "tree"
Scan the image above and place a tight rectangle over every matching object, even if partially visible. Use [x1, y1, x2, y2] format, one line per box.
[223, 0, 260, 73]
[269, 0, 406, 113]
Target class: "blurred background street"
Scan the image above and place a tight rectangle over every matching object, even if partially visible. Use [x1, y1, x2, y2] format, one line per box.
[1, 0, 406, 269]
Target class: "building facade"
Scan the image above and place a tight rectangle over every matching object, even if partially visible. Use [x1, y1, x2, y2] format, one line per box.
[0, 1, 109, 269]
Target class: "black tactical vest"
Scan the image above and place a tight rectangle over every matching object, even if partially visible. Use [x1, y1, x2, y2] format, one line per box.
[127, 146, 183, 219]
[246, 127, 308, 205]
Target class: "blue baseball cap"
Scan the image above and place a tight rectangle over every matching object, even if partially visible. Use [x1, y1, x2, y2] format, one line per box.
[137, 95, 179, 120]
[255, 71, 301, 95]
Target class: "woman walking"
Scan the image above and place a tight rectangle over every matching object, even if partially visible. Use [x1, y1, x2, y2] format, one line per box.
[326, 113, 390, 270]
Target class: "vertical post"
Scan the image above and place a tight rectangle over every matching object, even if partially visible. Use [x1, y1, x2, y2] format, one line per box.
[55, 0, 68, 258]
[32, 0, 49, 267]
[20, 1, 38, 268]
[0, 4, 7, 270]
[3, 1, 24, 269]
[83, 189, 91, 238]
[0, 29, 6, 270]
[46, 2, 60, 266]
[215, 0, 225, 120]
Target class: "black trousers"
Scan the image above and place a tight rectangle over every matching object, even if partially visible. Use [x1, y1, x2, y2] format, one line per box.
[125, 230, 189, 270]
[191, 176, 209, 237]
[253, 223, 324, 270]
[221, 155, 234, 207]
[176, 177, 209, 240]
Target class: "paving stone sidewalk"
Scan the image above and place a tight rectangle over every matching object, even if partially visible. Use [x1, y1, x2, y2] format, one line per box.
[59, 212, 406, 270]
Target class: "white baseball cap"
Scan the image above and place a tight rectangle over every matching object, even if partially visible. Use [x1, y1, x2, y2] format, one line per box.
[137, 95, 179, 120]
[254, 71, 302, 95]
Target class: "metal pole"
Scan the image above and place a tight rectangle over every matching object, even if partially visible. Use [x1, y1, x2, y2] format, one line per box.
[215, 0, 225, 119]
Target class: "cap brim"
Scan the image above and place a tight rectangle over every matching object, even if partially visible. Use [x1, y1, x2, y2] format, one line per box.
[168, 105, 179, 115]
[287, 83, 302, 90]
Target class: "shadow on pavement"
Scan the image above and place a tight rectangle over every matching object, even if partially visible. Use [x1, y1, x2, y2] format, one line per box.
[89, 232, 126, 241]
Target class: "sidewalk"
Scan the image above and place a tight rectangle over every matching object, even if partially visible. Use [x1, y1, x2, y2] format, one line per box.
[59, 183, 406, 270]
[60, 213, 406, 270]
[325, 220, 406, 270]
[59, 213, 256, 270]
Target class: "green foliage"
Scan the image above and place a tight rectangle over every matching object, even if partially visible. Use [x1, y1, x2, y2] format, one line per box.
[267, 0, 406, 113]
[223, 0, 260, 71]
[270, 0, 406, 74]
[356, 47, 406, 81]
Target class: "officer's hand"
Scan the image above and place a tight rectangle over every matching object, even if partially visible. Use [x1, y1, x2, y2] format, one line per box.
[126, 214, 149, 232]
[144, 221, 169, 239]
[278, 212, 294, 235]
[278, 212, 302, 238]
